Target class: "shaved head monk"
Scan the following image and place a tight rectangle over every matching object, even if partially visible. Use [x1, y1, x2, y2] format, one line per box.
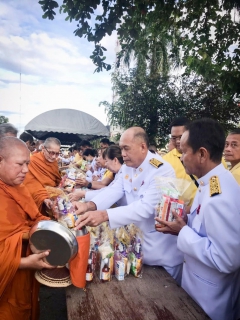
[24, 137, 61, 216]
[0, 137, 53, 320]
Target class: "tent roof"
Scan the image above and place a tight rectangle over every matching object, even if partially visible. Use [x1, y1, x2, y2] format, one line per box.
[25, 109, 109, 144]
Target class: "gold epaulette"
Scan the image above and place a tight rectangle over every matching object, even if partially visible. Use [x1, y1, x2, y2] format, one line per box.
[209, 175, 221, 197]
[149, 158, 163, 168]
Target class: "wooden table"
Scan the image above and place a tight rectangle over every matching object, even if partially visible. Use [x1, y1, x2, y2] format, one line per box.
[66, 266, 208, 320]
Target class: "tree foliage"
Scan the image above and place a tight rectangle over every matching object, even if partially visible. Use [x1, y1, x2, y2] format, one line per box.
[39, 0, 240, 96]
[0, 115, 9, 124]
[100, 69, 240, 146]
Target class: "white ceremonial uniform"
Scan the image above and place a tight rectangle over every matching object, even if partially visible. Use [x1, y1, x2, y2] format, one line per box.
[85, 167, 127, 206]
[91, 151, 184, 282]
[177, 164, 240, 320]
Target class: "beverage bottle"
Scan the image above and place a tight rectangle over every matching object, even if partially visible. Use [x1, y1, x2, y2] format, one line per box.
[86, 259, 93, 283]
[126, 245, 133, 275]
[101, 258, 110, 282]
[113, 249, 121, 275]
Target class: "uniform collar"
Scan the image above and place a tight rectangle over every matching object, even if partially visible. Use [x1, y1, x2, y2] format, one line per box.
[133, 151, 159, 173]
[197, 163, 225, 186]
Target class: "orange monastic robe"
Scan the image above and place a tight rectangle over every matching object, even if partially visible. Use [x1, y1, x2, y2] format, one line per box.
[24, 152, 61, 214]
[0, 180, 49, 320]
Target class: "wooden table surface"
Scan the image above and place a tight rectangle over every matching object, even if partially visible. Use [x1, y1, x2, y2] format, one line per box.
[66, 265, 208, 320]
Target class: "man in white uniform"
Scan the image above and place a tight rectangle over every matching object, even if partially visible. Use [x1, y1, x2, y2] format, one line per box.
[156, 118, 240, 320]
[74, 127, 184, 283]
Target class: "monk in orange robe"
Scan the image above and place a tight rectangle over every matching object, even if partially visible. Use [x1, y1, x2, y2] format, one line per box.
[0, 137, 53, 320]
[24, 137, 61, 215]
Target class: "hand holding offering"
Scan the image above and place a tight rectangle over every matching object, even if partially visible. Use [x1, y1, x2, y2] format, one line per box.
[155, 209, 186, 235]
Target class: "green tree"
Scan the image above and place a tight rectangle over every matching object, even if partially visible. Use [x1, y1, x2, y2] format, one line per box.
[116, 11, 181, 77]
[100, 69, 240, 146]
[0, 115, 9, 124]
[39, 0, 240, 97]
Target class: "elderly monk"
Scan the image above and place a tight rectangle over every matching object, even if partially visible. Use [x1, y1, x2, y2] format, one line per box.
[24, 137, 61, 216]
[0, 137, 53, 320]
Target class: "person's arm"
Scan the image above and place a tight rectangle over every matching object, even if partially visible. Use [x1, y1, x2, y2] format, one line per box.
[19, 251, 55, 270]
[75, 174, 171, 230]
[84, 188, 105, 201]
[91, 177, 112, 189]
[106, 175, 160, 229]
[178, 198, 240, 273]
[69, 189, 87, 202]
[74, 171, 124, 217]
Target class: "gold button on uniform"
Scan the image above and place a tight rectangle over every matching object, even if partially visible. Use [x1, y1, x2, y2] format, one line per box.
[133, 187, 137, 191]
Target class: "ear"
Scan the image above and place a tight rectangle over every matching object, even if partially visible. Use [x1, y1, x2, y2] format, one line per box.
[141, 142, 148, 152]
[199, 147, 208, 163]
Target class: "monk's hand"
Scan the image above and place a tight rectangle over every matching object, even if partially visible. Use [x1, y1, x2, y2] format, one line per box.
[75, 178, 88, 187]
[19, 251, 56, 270]
[43, 198, 52, 209]
[155, 209, 186, 235]
[74, 210, 109, 229]
[69, 190, 86, 202]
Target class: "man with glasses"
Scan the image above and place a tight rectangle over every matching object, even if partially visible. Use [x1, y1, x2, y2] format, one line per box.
[163, 117, 198, 208]
[24, 137, 61, 216]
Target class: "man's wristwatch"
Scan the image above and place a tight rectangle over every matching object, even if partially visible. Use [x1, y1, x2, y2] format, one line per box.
[87, 182, 92, 189]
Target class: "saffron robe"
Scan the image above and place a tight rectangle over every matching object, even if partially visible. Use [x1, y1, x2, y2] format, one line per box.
[24, 152, 61, 214]
[0, 180, 49, 320]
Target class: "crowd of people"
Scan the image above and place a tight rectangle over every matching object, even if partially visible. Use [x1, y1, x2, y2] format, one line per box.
[0, 118, 240, 320]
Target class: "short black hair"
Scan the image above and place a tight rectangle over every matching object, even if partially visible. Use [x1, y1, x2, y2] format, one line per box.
[185, 118, 225, 163]
[170, 117, 190, 129]
[228, 128, 240, 135]
[100, 138, 110, 145]
[19, 132, 34, 143]
[83, 148, 97, 157]
[80, 140, 91, 147]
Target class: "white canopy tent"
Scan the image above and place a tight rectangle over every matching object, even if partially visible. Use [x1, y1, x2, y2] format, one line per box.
[25, 109, 109, 144]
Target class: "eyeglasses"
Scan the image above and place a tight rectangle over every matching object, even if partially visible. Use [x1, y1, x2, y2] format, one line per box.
[170, 135, 182, 141]
[44, 148, 60, 157]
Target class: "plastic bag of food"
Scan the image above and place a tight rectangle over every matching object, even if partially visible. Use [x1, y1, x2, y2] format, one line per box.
[154, 177, 191, 224]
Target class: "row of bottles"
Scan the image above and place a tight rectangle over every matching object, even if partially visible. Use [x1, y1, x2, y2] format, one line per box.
[86, 257, 110, 283]
[85, 238, 143, 283]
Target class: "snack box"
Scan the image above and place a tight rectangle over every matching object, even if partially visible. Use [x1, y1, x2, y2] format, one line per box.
[115, 260, 125, 281]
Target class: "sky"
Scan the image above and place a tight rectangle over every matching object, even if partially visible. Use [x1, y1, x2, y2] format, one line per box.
[0, 0, 117, 134]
